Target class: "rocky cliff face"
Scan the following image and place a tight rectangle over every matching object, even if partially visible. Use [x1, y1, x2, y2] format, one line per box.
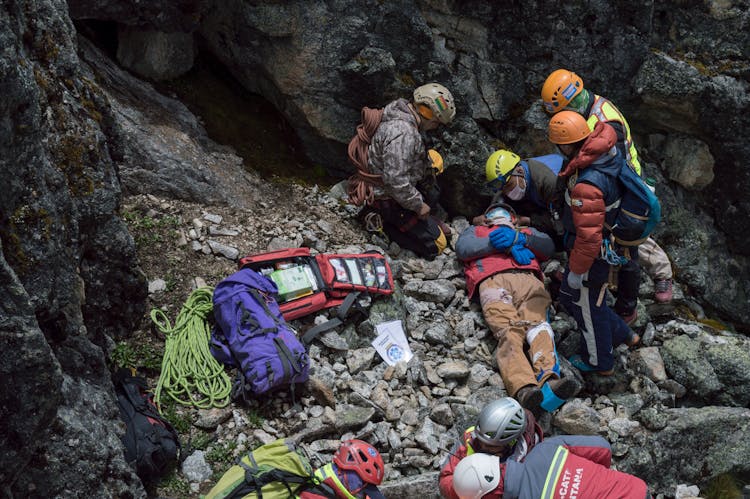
[0, 0, 145, 496]
[2, 0, 750, 497]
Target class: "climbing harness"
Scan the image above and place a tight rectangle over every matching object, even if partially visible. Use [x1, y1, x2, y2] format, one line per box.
[151, 287, 231, 410]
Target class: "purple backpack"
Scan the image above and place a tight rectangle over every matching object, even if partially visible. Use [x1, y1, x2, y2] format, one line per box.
[210, 268, 309, 400]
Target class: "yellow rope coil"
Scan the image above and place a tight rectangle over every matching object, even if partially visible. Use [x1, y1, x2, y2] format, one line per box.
[151, 287, 231, 410]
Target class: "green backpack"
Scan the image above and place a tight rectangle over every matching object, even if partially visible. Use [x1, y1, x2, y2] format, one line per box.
[204, 438, 315, 499]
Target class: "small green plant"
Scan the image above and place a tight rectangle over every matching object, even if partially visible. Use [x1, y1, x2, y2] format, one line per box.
[122, 210, 181, 248]
[206, 440, 238, 466]
[111, 342, 136, 369]
[110, 341, 162, 371]
[246, 409, 264, 428]
[161, 400, 193, 434]
[164, 272, 179, 293]
[159, 469, 190, 497]
[191, 432, 214, 451]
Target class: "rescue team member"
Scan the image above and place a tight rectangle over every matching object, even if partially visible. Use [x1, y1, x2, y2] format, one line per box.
[542, 69, 674, 314]
[347, 83, 455, 259]
[484, 149, 566, 249]
[548, 111, 639, 375]
[451, 434, 651, 498]
[439, 398, 543, 499]
[456, 203, 576, 414]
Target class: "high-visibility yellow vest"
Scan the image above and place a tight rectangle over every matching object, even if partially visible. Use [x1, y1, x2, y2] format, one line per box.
[586, 95, 642, 176]
[313, 463, 358, 499]
[463, 426, 476, 456]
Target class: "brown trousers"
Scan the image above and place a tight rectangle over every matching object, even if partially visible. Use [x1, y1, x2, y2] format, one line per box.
[479, 271, 557, 396]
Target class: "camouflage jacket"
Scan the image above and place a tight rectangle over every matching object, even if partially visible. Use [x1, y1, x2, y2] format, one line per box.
[367, 98, 431, 212]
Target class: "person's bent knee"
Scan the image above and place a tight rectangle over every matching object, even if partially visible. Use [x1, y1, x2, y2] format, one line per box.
[480, 287, 513, 309]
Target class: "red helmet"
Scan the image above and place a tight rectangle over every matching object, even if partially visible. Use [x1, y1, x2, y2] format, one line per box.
[333, 439, 385, 485]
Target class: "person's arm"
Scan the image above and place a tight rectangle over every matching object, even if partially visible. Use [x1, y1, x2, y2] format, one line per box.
[380, 131, 427, 213]
[455, 226, 495, 262]
[568, 182, 605, 275]
[527, 159, 561, 208]
[521, 227, 554, 262]
[543, 435, 612, 467]
[438, 442, 467, 499]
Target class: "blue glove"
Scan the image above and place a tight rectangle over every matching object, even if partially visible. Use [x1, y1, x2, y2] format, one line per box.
[567, 271, 584, 290]
[510, 244, 534, 265]
[489, 227, 526, 251]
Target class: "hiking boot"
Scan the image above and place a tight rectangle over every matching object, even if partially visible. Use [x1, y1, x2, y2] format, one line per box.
[546, 377, 577, 400]
[569, 354, 615, 376]
[515, 385, 543, 416]
[626, 331, 641, 347]
[654, 279, 673, 303]
[619, 309, 638, 326]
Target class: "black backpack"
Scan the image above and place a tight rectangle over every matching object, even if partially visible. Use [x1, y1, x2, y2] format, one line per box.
[113, 368, 181, 483]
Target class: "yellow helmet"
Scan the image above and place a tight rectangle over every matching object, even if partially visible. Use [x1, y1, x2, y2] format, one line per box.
[485, 149, 521, 185]
[541, 69, 584, 114]
[548, 111, 592, 144]
[413, 83, 456, 124]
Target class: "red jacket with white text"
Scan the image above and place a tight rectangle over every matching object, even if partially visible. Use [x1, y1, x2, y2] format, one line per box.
[500, 435, 650, 498]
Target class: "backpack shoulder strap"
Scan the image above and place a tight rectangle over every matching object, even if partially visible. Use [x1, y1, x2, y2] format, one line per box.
[301, 291, 365, 345]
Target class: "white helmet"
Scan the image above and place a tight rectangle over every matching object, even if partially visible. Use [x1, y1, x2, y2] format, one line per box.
[413, 83, 456, 124]
[475, 397, 526, 446]
[453, 453, 501, 499]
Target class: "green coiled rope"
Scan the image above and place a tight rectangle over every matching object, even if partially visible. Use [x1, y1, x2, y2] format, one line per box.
[151, 287, 231, 410]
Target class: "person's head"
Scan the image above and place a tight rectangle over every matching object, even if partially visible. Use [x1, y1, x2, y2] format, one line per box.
[483, 203, 517, 228]
[541, 69, 585, 114]
[452, 453, 501, 499]
[485, 149, 527, 201]
[548, 110, 592, 159]
[413, 83, 456, 131]
[474, 397, 526, 455]
[333, 439, 385, 487]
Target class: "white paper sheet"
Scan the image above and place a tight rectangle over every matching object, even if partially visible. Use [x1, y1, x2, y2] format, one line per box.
[372, 320, 413, 366]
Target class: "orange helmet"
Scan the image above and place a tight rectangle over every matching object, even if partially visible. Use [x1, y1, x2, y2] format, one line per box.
[548, 111, 592, 144]
[541, 69, 584, 114]
[333, 439, 385, 485]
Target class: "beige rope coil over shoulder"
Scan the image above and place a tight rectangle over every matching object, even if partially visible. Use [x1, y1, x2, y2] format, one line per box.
[347, 106, 384, 206]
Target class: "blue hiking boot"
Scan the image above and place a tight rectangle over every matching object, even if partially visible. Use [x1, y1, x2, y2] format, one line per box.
[569, 354, 614, 376]
[540, 377, 577, 412]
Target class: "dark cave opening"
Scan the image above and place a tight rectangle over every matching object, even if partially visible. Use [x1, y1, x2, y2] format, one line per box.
[73, 19, 333, 186]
